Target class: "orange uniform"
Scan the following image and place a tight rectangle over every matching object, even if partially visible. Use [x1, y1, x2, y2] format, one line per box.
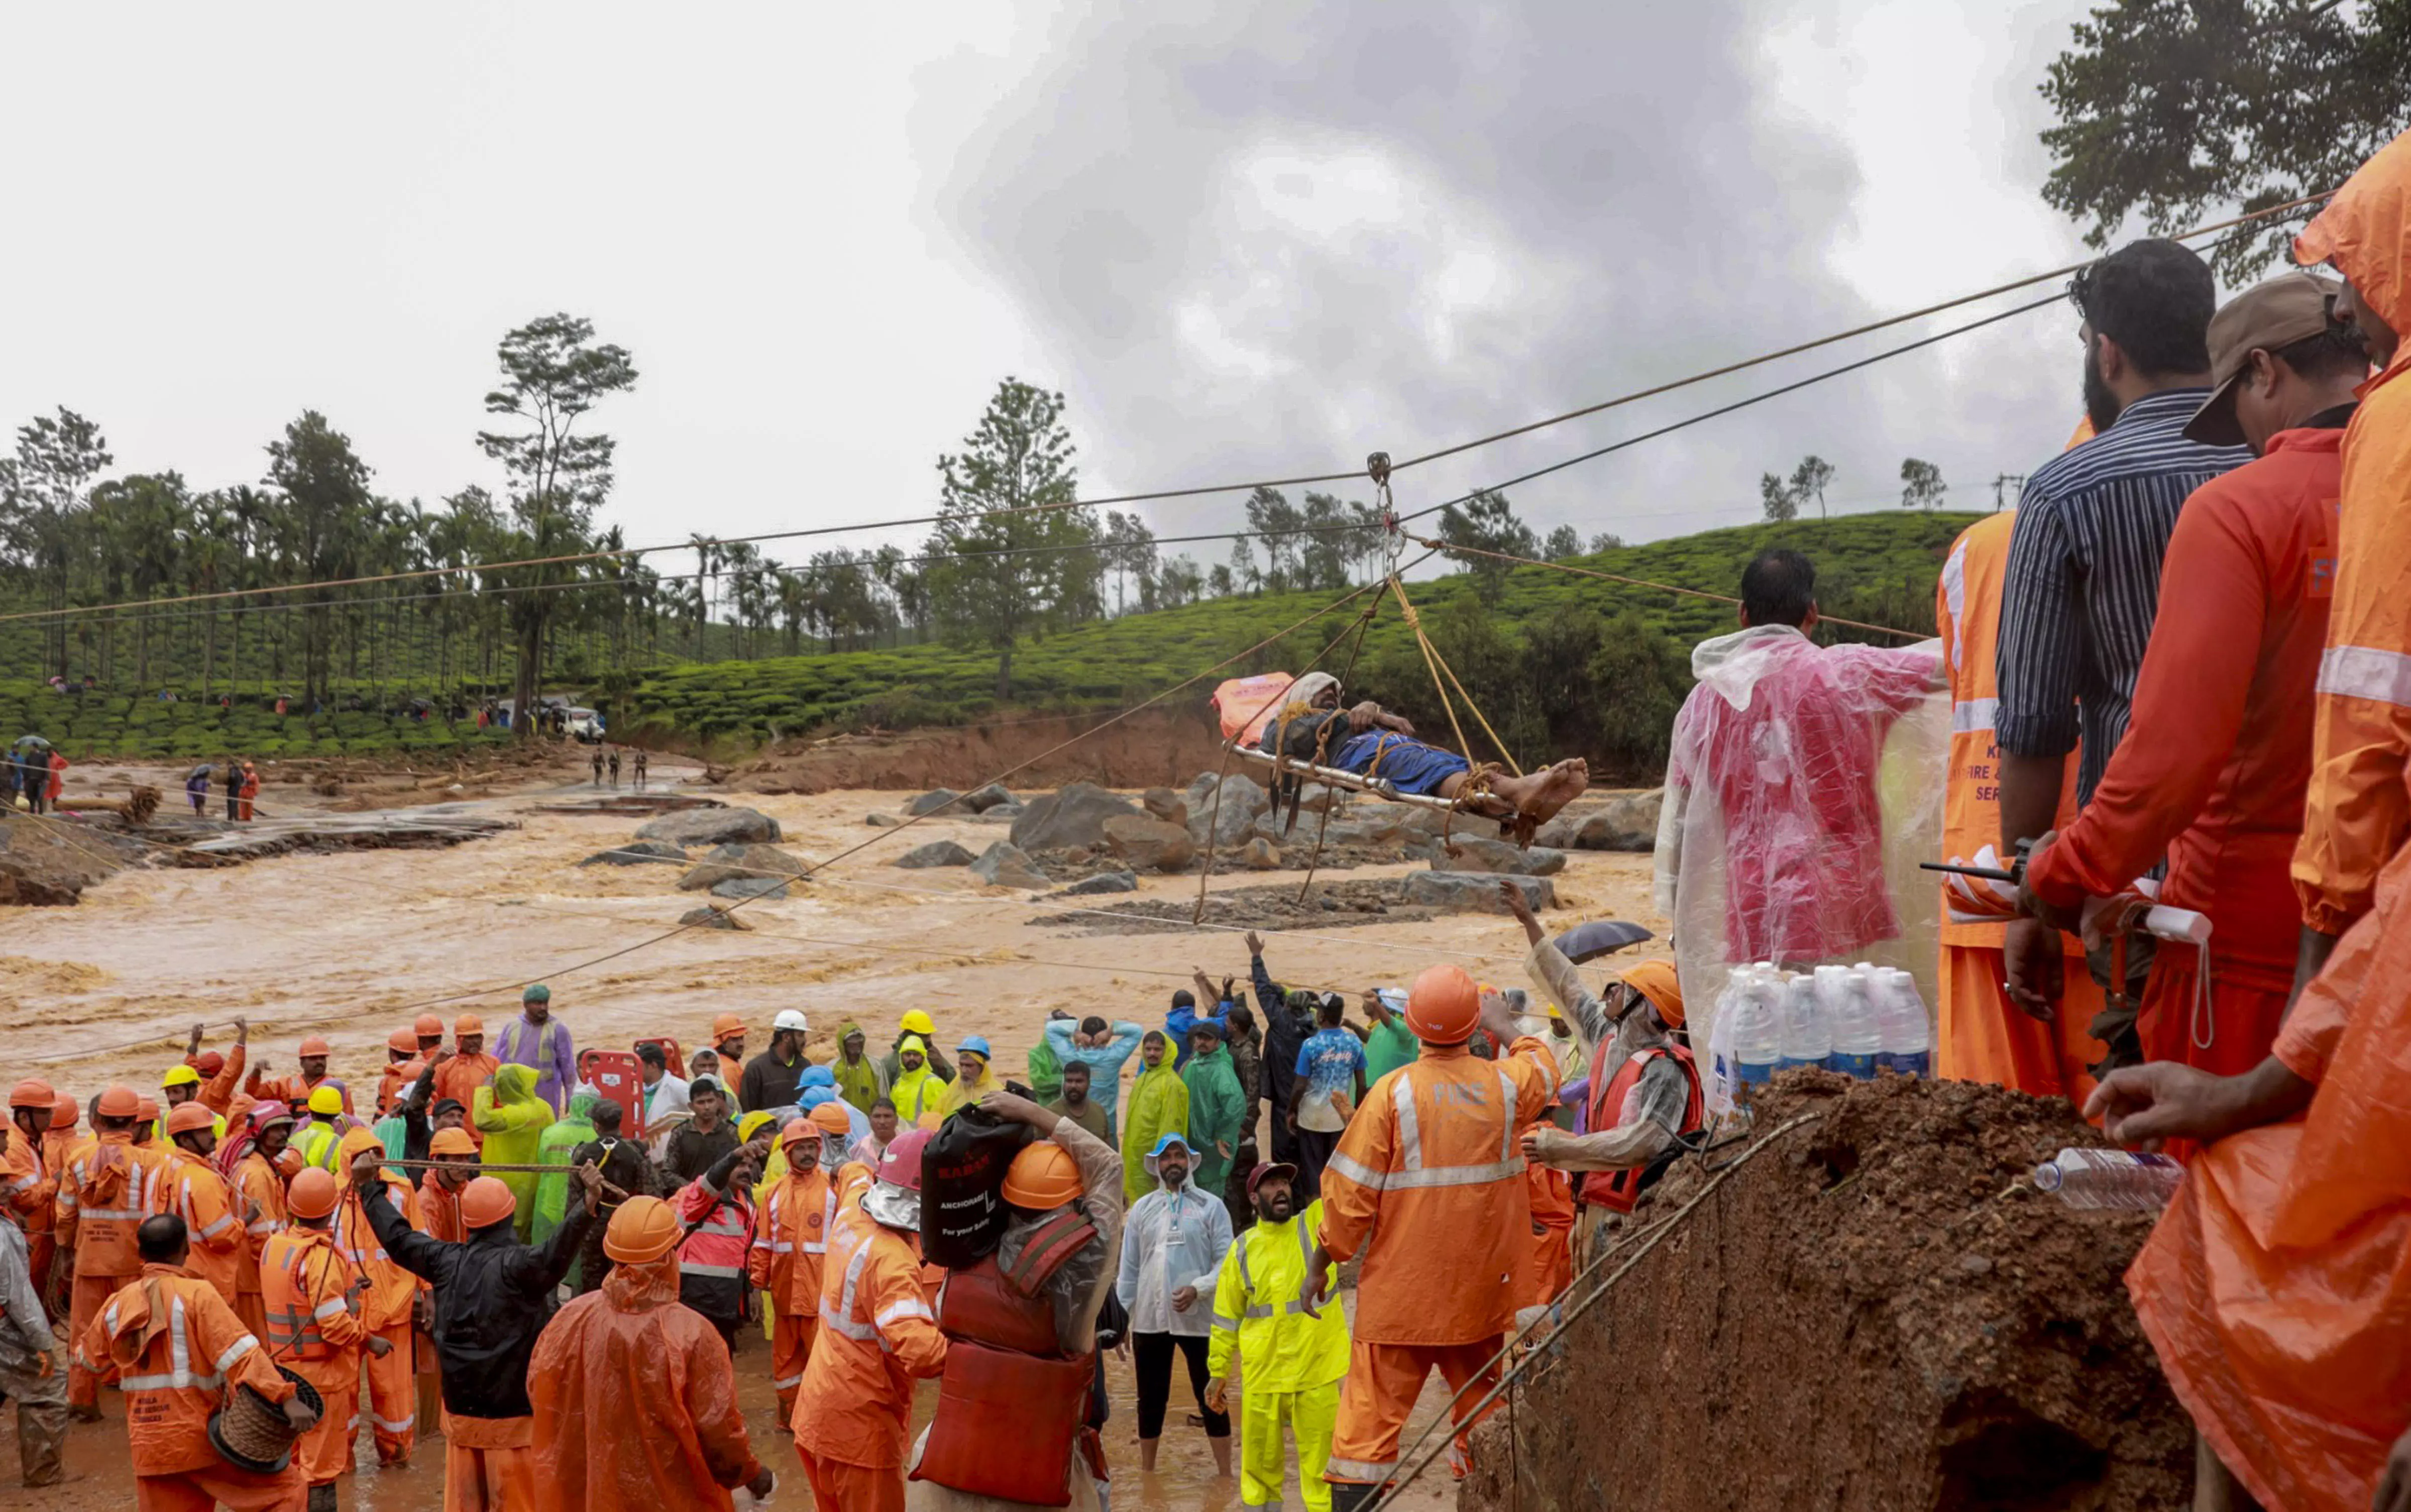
[375, 1059, 424, 1118]
[2129, 822, 2411, 1511]
[58, 1130, 168, 1410]
[1520, 1120, 1574, 1308]
[2030, 426, 2343, 1077]
[76, 1262, 304, 1512]
[433, 1054, 500, 1146]
[792, 1196, 947, 1503]
[529, 1250, 767, 1512]
[194, 1044, 249, 1118]
[4, 1121, 57, 1289]
[419, 1170, 464, 1244]
[748, 1162, 835, 1425]
[260, 1225, 366, 1488]
[231, 1150, 288, 1341]
[155, 1146, 245, 1309]
[1318, 1034, 1559, 1488]
[1933, 510, 2103, 1100]
[2292, 134, 2411, 941]
[336, 1168, 426, 1464]
[244, 1071, 353, 1120]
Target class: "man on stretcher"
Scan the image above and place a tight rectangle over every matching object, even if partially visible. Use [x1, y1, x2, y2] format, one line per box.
[1253, 672, 1590, 840]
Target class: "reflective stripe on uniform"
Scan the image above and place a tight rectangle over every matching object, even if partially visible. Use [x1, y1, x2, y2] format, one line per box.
[819, 1237, 880, 1341]
[1384, 1158, 1525, 1191]
[873, 1298, 932, 1330]
[1326, 1455, 1396, 1482]
[370, 1412, 416, 1432]
[81, 1207, 145, 1221]
[1326, 1151, 1387, 1191]
[1212, 1311, 1241, 1330]
[1951, 697, 1998, 735]
[2317, 644, 2411, 708]
[684, 1263, 745, 1278]
[772, 1371, 804, 1390]
[197, 1213, 237, 1240]
[1391, 1075, 1421, 1173]
[312, 1298, 350, 1322]
[122, 1294, 225, 1392]
[754, 1239, 793, 1253]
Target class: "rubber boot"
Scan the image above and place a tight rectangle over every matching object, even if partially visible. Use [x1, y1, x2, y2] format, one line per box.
[1328, 1480, 1383, 1512]
[18, 1396, 68, 1486]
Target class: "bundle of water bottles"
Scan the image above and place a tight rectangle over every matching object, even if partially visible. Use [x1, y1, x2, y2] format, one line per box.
[1706, 960, 1932, 1115]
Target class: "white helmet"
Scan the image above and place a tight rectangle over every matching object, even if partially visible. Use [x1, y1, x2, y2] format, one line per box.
[773, 1008, 809, 1034]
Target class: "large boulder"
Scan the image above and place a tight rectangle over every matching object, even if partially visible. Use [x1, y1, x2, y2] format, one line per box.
[865, 812, 905, 828]
[679, 904, 752, 931]
[894, 839, 976, 870]
[962, 783, 1017, 813]
[1141, 787, 1188, 826]
[1404, 871, 1556, 914]
[636, 806, 783, 847]
[1431, 836, 1567, 877]
[1186, 774, 1269, 850]
[680, 842, 807, 892]
[1010, 783, 1143, 852]
[1062, 870, 1138, 896]
[1543, 790, 1663, 852]
[1103, 814, 1196, 874]
[905, 788, 961, 817]
[580, 839, 687, 867]
[710, 877, 789, 902]
[969, 841, 1052, 889]
[975, 804, 1024, 824]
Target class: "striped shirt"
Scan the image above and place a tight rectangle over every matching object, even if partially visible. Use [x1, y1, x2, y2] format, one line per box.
[1995, 388, 2250, 805]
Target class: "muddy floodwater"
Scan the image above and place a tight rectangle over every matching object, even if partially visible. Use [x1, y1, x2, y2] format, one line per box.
[3, 768, 1666, 1510]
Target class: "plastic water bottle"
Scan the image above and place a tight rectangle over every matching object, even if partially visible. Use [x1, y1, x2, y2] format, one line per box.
[1874, 968, 1932, 1077]
[1777, 974, 1830, 1072]
[1730, 969, 1784, 1090]
[2032, 1148, 2183, 1211]
[1821, 965, 1882, 1079]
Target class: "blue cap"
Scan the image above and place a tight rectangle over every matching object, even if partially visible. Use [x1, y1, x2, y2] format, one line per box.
[1148, 1132, 1193, 1158]
[799, 1065, 834, 1089]
[957, 1035, 992, 1058]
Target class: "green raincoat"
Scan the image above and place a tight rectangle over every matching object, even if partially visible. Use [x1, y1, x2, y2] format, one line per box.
[472, 1064, 553, 1241]
[1026, 1032, 1064, 1106]
[1180, 1043, 1246, 1193]
[831, 1023, 883, 1115]
[1121, 1058, 1191, 1206]
[533, 1091, 599, 1248]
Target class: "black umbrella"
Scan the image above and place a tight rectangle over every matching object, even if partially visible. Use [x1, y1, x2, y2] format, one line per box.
[1551, 919, 1653, 963]
[188, 763, 215, 781]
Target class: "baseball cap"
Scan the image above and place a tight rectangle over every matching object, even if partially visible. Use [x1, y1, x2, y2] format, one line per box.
[1247, 1160, 1299, 1196]
[2184, 272, 2344, 446]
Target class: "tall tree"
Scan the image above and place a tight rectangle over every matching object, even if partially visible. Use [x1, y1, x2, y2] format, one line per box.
[0, 407, 113, 677]
[1587, 530, 1625, 553]
[476, 313, 637, 736]
[2040, 1, 2409, 281]
[1789, 456, 1836, 520]
[265, 412, 374, 707]
[1899, 458, 1948, 511]
[921, 378, 1098, 698]
[1543, 523, 1582, 561]
[1759, 473, 1799, 522]
[1436, 489, 1538, 603]
[1295, 492, 1356, 590]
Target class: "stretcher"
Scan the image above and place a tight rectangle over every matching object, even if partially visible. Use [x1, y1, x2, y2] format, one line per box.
[1226, 742, 1464, 814]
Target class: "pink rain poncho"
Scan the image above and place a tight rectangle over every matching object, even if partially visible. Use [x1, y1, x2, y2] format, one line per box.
[1655, 624, 1949, 1049]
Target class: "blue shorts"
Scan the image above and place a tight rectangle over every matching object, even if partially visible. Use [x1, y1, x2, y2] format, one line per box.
[1332, 731, 1471, 796]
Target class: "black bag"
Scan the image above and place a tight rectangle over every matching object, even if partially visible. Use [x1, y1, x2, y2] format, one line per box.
[920, 1103, 1034, 1269]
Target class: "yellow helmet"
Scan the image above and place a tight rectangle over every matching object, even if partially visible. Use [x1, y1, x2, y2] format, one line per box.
[160, 1064, 202, 1090]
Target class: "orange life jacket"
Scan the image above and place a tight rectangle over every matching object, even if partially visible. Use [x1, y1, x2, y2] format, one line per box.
[913, 1209, 1098, 1506]
[1579, 1044, 1704, 1214]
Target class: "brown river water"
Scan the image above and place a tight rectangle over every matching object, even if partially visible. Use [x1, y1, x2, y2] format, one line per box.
[3, 767, 1665, 1509]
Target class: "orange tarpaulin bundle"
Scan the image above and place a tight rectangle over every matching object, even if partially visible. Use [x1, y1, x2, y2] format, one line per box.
[1212, 673, 1297, 745]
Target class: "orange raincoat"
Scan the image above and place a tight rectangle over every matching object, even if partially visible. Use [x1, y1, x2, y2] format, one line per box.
[529, 1249, 766, 1512]
[232, 1148, 287, 1340]
[2293, 128, 2411, 937]
[157, 1145, 245, 1309]
[749, 1161, 835, 1424]
[335, 1141, 426, 1466]
[2129, 832, 2411, 1510]
[260, 1225, 366, 1487]
[58, 1129, 167, 1409]
[792, 1195, 948, 1486]
[3, 1117, 57, 1289]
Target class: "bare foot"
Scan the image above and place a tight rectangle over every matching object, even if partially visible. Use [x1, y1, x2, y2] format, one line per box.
[1504, 759, 1589, 825]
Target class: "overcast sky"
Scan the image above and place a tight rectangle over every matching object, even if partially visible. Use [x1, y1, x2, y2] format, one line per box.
[4, 2, 2136, 569]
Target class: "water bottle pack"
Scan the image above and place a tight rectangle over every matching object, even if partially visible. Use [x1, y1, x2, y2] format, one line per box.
[1706, 960, 1933, 1112]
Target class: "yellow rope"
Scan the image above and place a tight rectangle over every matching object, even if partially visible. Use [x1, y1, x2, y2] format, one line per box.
[1384, 573, 1524, 776]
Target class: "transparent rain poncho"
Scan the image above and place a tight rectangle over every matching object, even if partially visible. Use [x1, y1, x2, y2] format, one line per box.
[1654, 624, 1950, 1075]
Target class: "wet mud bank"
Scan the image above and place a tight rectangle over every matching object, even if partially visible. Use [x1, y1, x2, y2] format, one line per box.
[1461, 1075, 2188, 1512]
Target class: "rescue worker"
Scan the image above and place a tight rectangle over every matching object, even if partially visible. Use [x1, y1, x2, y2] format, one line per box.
[135, 1097, 163, 1146]
[832, 1021, 886, 1115]
[1114, 1133, 1234, 1475]
[247, 1035, 352, 1119]
[473, 1064, 554, 1238]
[1121, 1031, 1189, 1206]
[80, 1214, 316, 1511]
[431, 1015, 499, 1143]
[532, 1091, 601, 1249]
[292, 1087, 355, 1174]
[793, 1128, 948, 1512]
[493, 984, 578, 1114]
[182, 1016, 252, 1119]
[879, 1010, 956, 1088]
[2024, 271, 2363, 1081]
[418, 1127, 480, 1243]
[332, 1126, 424, 1468]
[413, 1013, 446, 1060]
[907, 1091, 1126, 1512]
[158, 1102, 243, 1309]
[2292, 129, 2411, 992]
[351, 1150, 598, 1512]
[739, 1008, 811, 1114]
[529, 1196, 776, 1511]
[1181, 1020, 1247, 1196]
[4, 1078, 57, 1298]
[58, 1083, 167, 1418]
[157, 1066, 222, 1145]
[375, 1028, 424, 1116]
[1304, 964, 1558, 1504]
[889, 1036, 943, 1123]
[709, 1011, 748, 1069]
[0, 1107, 67, 1490]
[1205, 1161, 1351, 1512]
[40, 1089, 80, 1195]
[262, 1167, 368, 1509]
[568, 1099, 653, 1295]
[1932, 503, 2103, 1097]
[674, 1118, 771, 1351]
[752, 1114, 839, 1428]
[935, 1035, 1002, 1119]
[1503, 883, 1702, 1269]
[230, 1102, 294, 1339]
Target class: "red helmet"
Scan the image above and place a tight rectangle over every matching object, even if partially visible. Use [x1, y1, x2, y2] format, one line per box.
[878, 1128, 933, 1193]
[1405, 963, 1483, 1044]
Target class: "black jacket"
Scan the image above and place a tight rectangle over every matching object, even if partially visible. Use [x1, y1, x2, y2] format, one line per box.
[664, 1121, 738, 1186]
[365, 1183, 590, 1422]
[737, 1048, 807, 1114]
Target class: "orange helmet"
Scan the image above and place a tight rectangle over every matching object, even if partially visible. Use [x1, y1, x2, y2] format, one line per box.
[166, 1102, 216, 1136]
[1001, 1142, 1083, 1209]
[413, 1014, 444, 1039]
[429, 1128, 479, 1158]
[808, 1102, 852, 1136]
[96, 1085, 141, 1120]
[778, 1117, 820, 1152]
[1405, 963, 1483, 1044]
[459, 1176, 517, 1231]
[190, 1050, 226, 1077]
[603, 1196, 681, 1262]
[296, 1036, 331, 1057]
[711, 1012, 746, 1041]
[454, 1014, 484, 1037]
[387, 1029, 419, 1055]
[8, 1078, 52, 1111]
[137, 1097, 160, 1124]
[287, 1167, 340, 1220]
[50, 1091, 79, 1131]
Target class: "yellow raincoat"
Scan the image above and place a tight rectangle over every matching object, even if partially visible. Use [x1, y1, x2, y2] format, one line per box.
[472, 1064, 553, 1240]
